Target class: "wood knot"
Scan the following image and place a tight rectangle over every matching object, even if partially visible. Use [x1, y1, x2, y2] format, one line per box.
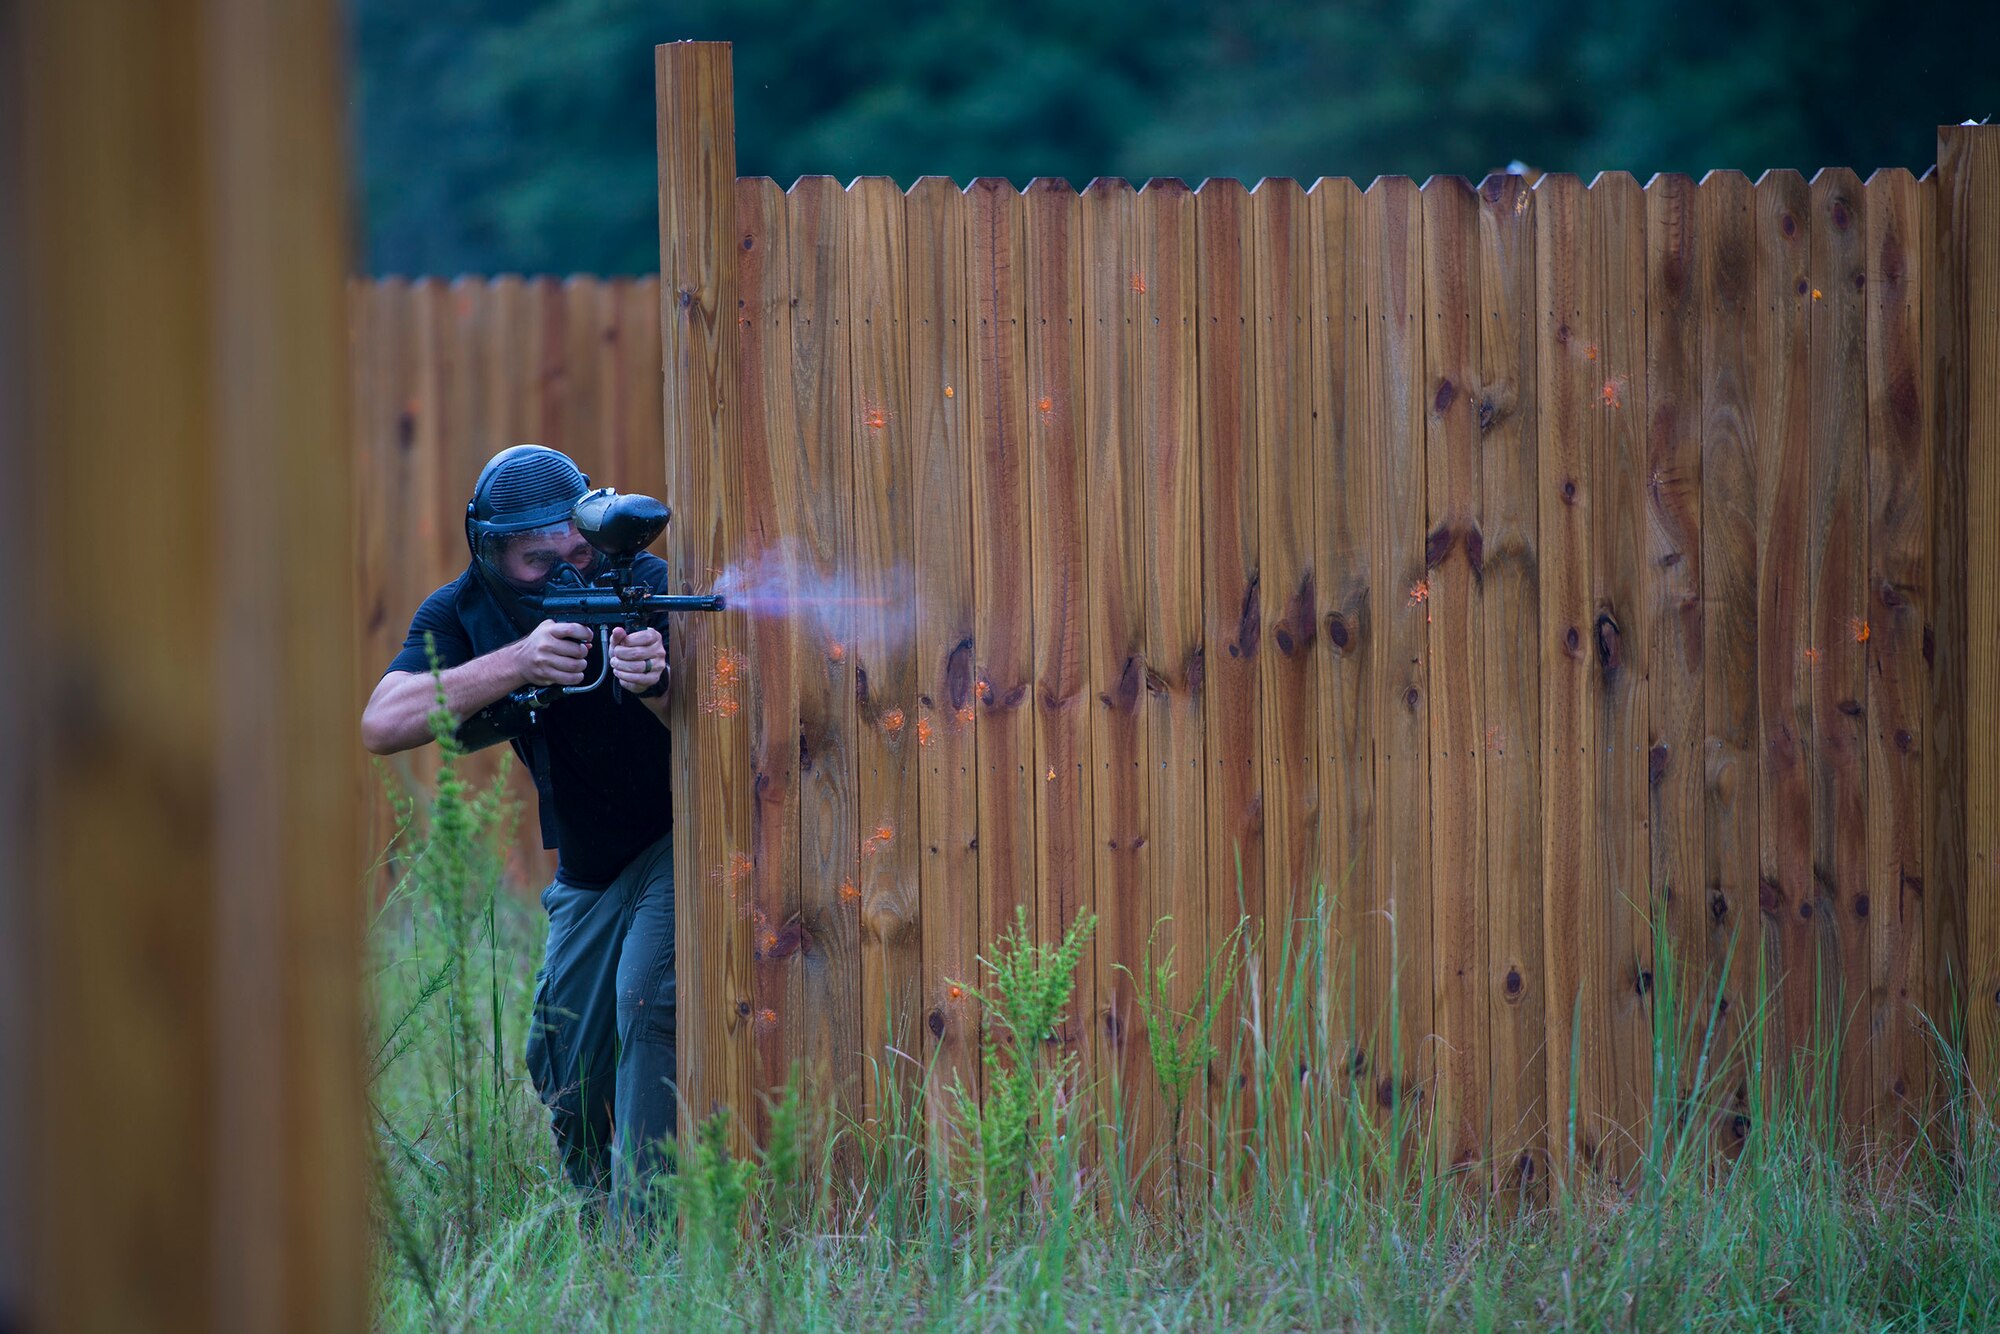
[1830, 200, 1851, 231]
[1758, 876, 1782, 914]
[1635, 968, 1653, 997]
[1780, 213, 1797, 237]
[736, 999, 751, 1017]
[1403, 684, 1421, 713]
[1837, 698, 1863, 718]
[1853, 894, 1869, 919]
[741, 233, 755, 250]
[1377, 1076, 1397, 1109]
[1648, 743, 1670, 787]
[1433, 378, 1457, 415]
[1503, 968, 1523, 999]
[1798, 900, 1813, 920]
[1564, 625, 1582, 656]
[1894, 728, 1914, 753]
[1464, 527, 1484, 583]
[1561, 477, 1578, 504]
[1594, 612, 1623, 674]
[927, 1008, 945, 1038]
[1710, 892, 1728, 923]
[1731, 1114, 1750, 1141]
[1326, 611, 1351, 650]
[1426, 523, 1455, 569]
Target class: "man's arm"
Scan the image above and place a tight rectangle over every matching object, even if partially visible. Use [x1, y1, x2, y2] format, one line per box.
[361, 621, 594, 755]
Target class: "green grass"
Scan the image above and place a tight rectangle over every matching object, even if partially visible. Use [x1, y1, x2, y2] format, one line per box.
[370, 731, 2000, 1331]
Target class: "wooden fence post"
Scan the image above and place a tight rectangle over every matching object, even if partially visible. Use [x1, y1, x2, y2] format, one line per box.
[1936, 124, 2000, 1099]
[656, 41, 754, 1146]
[3, 2, 362, 1329]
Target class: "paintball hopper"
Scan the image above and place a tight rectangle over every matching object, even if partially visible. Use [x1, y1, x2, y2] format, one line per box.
[573, 487, 669, 560]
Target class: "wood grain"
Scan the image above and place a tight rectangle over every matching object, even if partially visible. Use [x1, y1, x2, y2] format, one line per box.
[1753, 169, 1816, 1085]
[1475, 171, 1545, 1195]
[735, 178, 803, 1138]
[1419, 175, 1488, 1176]
[909, 175, 980, 1133]
[1312, 176, 1372, 1106]
[1196, 177, 1263, 1146]
[846, 175, 921, 1129]
[1697, 170, 1763, 1145]
[1535, 172, 1608, 1179]
[1362, 176, 1433, 1136]
[1082, 175, 1157, 1180]
[656, 41, 752, 1145]
[1807, 168, 1872, 1136]
[1024, 178, 1096, 1083]
[1592, 172, 1653, 1183]
[1939, 127, 2000, 1098]
[786, 177, 863, 1149]
[967, 178, 1036, 1023]
[1644, 173, 1707, 1080]
[1863, 167, 1928, 1147]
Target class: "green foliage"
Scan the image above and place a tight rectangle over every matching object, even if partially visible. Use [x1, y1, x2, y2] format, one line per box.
[1120, 914, 1246, 1233]
[370, 645, 534, 1311]
[958, 904, 1096, 1247]
[369, 806, 2000, 1329]
[353, 0, 2000, 275]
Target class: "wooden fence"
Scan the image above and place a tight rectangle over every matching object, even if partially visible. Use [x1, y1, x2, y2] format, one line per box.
[351, 42, 2000, 1187]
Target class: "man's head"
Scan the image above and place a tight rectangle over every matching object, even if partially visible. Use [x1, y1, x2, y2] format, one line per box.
[465, 444, 593, 591]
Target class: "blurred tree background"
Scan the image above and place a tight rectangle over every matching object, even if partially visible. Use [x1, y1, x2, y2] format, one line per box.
[351, 0, 2000, 276]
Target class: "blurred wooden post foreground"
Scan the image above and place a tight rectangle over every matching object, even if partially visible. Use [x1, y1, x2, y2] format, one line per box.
[1, 2, 365, 1329]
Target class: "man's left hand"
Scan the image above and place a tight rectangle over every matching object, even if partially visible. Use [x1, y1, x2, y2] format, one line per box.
[610, 626, 667, 695]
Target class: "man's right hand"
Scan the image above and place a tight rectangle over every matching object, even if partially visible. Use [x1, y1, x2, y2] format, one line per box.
[514, 621, 594, 687]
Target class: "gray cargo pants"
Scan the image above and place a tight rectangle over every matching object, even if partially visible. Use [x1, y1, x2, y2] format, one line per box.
[524, 828, 677, 1224]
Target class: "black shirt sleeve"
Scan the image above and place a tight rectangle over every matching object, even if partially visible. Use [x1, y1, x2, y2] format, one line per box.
[385, 583, 475, 678]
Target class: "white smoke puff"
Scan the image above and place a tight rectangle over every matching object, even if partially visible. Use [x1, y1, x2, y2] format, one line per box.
[710, 536, 917, 651]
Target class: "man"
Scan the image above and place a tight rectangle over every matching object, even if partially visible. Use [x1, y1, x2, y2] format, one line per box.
[361, 443, 678, 1228]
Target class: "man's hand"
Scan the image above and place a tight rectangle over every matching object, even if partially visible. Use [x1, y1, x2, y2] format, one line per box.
[514, 620, 593, 687]
[610, 626, 666, 694]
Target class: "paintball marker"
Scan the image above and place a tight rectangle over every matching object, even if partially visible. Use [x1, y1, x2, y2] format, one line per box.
[454, 488, 726, 751]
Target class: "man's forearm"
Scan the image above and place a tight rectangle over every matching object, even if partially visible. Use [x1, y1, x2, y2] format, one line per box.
[361, 645, 526, 754]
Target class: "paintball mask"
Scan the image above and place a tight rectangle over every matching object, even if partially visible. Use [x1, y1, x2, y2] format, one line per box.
[464, 444, 594, 631]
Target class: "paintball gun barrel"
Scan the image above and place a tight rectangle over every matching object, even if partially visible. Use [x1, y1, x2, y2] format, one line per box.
[454, 488, 726, 752]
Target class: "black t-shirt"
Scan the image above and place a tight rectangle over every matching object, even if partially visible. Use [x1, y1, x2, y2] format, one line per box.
[386, 555, 674, 891]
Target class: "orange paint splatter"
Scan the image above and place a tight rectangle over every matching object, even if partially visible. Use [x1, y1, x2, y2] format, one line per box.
[880, 706, 905, 733]
[762, 931, 778, 952]
[1130, 271, 1147, 294]
[711, 851, 754, 886]
[1037, 396, 1054, 415]
[1812, 289, 1823, 301]
[1601, 380, 1622, 409]
[863, 823, 895, 857]
[1851, 618, 1871, 643]
[838, 879, 861, 903]
[703, 647, 748, 717]
[944, 385, 955, 398]
[863, 406, 889, 431]
[947, 984, 965, 1002]
[1407, 578, 1431, 607]
[755, 1008, 778, 1033]
[976, 679, 993, 702]
[1046, 767, 1057, 782]
[916, 710, 937, 748]
[828, 639, 847, 663]
[1585, 345, 1599, 362]
[1804, 646, 1822, 665]
[955, 703, 976, 725]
